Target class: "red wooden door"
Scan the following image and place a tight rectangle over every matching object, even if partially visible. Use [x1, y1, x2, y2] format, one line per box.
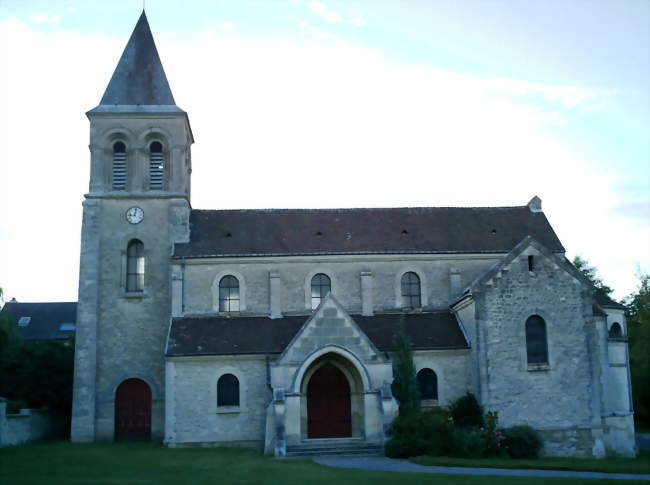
[307, 364, 351, 438]
[115, 378, 152, 442]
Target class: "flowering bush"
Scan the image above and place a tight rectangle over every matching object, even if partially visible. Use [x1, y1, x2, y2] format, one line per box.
[480, 411, 508, 457]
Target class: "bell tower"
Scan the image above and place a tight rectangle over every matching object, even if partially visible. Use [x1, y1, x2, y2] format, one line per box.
[71, 12, 193, 442]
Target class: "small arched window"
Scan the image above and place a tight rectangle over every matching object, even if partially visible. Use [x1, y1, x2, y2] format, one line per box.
[311, 273, 331, 309]
[126, 239, 145, 292]
[217, 374, 239, 407]
[417, 368, 438, 400]
[112, 141, 127, 190]
[219, 275, 240, 312]
[609, 322, 623, 339]
[401, 272, 421, 309]
[149, 141, 164, 190]
[525, 315, 548, 364]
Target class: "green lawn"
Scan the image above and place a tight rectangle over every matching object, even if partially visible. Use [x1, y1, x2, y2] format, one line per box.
[411, 451, 650, 475]
[0, 442, 647, 485]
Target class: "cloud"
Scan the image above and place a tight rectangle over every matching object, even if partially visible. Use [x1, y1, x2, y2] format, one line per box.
[30, 13, 61, 24]
[218, 22, 234, 31]
[0, 18, 646, 302]
[306, 2, 366, 26]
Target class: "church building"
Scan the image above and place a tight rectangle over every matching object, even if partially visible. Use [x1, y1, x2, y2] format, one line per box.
[70, 12, 636, 457]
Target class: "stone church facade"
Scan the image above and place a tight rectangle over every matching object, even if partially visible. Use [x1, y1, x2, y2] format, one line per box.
[71, 12, 636, 457]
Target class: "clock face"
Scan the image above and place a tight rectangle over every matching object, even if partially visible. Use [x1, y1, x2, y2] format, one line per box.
[125, 206, 144, 224]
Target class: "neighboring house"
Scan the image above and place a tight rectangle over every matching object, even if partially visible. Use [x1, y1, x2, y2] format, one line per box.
[0, 300, 77, 342]
[70, 12, 636, 457]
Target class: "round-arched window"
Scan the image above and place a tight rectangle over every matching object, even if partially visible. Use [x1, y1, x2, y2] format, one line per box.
[219, 275, 240, 312]
[401, 272, 421, 309]
[417, 368, 438, 400]
[217, 374, 239, 407]
[311, 273, 331, 309]
[608, 322, 623, 339]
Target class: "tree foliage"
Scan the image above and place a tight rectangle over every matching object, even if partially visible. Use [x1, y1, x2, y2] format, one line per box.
[625, 273, 650, 429]
[572, 255, 614, 297]
[391, 316, 420, 417]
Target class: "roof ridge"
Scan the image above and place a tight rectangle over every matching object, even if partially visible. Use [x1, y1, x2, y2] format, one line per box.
[190, 205, 529, 213]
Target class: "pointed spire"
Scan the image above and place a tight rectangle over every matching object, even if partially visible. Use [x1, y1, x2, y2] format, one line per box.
[99, 11, 176, 106]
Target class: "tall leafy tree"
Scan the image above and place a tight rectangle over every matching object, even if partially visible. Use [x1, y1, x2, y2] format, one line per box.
[573, 255, 614, 297]
[391, 315, 420, 417]
[625, 274, 650, 429]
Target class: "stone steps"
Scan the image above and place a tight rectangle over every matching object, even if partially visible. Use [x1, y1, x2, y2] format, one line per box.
[286, 439, 383, 457]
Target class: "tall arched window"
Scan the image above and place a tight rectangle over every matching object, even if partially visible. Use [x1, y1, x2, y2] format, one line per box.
[525, 315, 548, 364]
[401, 272, 421, 309]
[149, 141, 164, 190]
[126, 239, 145, 292]
[112, 141, 127, 190]
[609, 322, 623, 339]
[311, 273, 331, 309]
[217, 374, 239, 407]
[417, 368, 438, 400]
[219, 275, 240, 312]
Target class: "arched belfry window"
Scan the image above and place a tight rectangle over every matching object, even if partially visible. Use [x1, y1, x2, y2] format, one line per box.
[401, 272, 421, 309]
[417, 368, 438, 400]
[126, 239, 145, 292]
[149, 141, 164, 190]
[525, 315, 548, 364]
[219, 275, 240, 312]
[112, 141, 127, 190]
[311, 273, 331, 309]
[609, 322, 623, 339]
[217, 374, 239, 407]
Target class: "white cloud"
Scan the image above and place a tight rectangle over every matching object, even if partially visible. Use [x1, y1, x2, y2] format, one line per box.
[30, 13, 62, 24]
[0, 18, 646, 302]
[218, 22, 234, 31]
[306, 1, 366, 26]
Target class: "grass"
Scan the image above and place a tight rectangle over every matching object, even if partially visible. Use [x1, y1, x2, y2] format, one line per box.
[411, 450, 650, 475]
[0, 442, 647, 485]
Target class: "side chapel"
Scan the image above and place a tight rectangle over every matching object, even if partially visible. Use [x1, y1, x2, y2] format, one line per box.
[70, 12, 636, 457]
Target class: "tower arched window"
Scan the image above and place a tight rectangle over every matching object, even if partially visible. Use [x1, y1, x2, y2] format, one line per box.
[112, 141, 127, 190]
[217, 374, 239, 407]
[149, 141, 164, 190]
[219, 275, 240, 312]
[126, 239, 145, 292]
[417, 368, 438, 400]
[608, 322, 623, 339]
[525, 315, 548, 364]
[311, 273, 331, 309]
[401, 272, 421, 309]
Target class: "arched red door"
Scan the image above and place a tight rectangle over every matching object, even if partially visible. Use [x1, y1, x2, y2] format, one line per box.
[115, 378, 151, 442]
[307, 364, 351, 438]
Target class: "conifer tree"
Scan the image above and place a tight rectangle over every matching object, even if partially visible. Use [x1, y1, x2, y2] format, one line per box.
[391, 315, 420, 416]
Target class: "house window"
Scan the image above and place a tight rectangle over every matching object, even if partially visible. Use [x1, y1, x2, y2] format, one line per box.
[417, 368, 438, 400]
[217, 374, 239, 407]
[401, 272, 421, 309]
[311, 273, 331, 309]
[609, 322, 623, 339]
[528, 255, 534, 272]
[126, 239, 145, 292]
[112, 141, 127, 190]
[219, 275, 240, 312]
[149, 141, 164, 190]
[525, 315, 548, 364]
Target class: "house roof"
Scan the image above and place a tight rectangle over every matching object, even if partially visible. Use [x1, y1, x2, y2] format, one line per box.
[93, 11, 177, 108]
[166, 311, 468, 357]
[0, 302, 77, 341]
[173, 206, 564, 258]
[594, 293, 626, 310]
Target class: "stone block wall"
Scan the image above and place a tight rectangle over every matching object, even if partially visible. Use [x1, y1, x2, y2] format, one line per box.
[0, 399, 65, 447]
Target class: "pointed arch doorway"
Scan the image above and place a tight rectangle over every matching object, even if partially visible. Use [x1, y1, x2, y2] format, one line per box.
[307, 363, 351, 438]
[114, 378, 152, 442]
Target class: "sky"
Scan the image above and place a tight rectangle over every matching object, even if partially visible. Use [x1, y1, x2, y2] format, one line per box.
[0, 0, 648, 303]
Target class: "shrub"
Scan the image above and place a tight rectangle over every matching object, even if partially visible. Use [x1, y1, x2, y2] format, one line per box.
[448, 392, 484, 428]
[385, 410, 451, 458]
[450, 427, 485, 458]
[503, 425, 544, 459]
[481, 411, 508, 457]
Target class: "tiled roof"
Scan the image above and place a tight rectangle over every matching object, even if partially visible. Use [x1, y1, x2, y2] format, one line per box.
[166, 311, 468, 356]
[173, 206, 564, 258]
[594, 293, 626, 310]
[0, 302, 77, 341]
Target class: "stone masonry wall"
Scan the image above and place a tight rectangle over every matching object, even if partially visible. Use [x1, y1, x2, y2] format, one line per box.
[475, 246, 596, 433]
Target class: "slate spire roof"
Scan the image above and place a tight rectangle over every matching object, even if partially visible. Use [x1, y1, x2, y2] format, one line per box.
[97, 11, 176, 107]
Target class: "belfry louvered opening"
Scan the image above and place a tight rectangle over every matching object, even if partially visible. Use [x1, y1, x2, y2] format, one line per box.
[112, 141, 127, 190]
[149, 141, 164, 189]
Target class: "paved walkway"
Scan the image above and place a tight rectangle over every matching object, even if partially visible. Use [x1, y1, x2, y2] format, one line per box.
[312, 456, 650, 481]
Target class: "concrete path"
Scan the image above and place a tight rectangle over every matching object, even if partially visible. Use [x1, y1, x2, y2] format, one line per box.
[312, 456, 650, 481]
